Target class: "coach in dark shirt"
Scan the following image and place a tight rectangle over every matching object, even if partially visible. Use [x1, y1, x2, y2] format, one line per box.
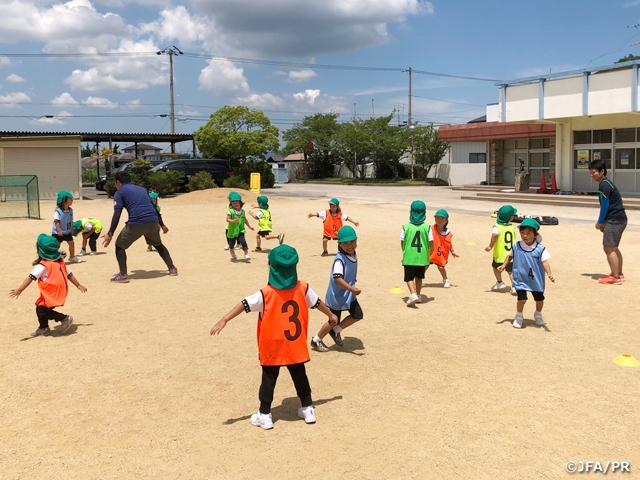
[102, 172, 177, 283]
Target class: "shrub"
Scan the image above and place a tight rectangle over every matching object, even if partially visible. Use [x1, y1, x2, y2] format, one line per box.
[105, 177, 117, 197]
[223, 175, 250, 190]
[187, 171, 217, 192]
[233, 160, 275, 189]
[82, 169, 97, 184]
[375, 161, 409, 179]
[147, 171, 183, 196]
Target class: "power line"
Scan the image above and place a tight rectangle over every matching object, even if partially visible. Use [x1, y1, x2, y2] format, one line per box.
[411, 95, 485, 107]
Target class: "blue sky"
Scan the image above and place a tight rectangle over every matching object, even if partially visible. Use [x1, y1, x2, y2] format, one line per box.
[1, 0, 639, 153]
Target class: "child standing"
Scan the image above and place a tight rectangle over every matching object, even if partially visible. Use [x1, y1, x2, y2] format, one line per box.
[498, 218, 555, 328]
[147, 192, 168, 252]
[426, 209, 460, 288]
[310, 225, 362, 351]
[400, 200, 433, 306]
[308, 198, 359, 256]
[226, 192, 254, 260]
[210, 245, 338, 430]
[485, 205, 517, 294]
[249, 195, 284, 252]
[74, 217, 102, 256]
[10, 234, 87, 337]
[52, 190, 81, 263]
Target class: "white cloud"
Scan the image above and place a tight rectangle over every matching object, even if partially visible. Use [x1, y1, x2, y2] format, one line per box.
[288, 69, 317, 83]
[0, 91, 31, 107]
[293, 89, 321, 105]
[623, 0, 640, 7]
[139, 5, 207, 48]
[177, 110, 201, 117]
[292, 89, 349, 113]
[29, 110, 74, 126]
[0, 58, 11, 68]
[125, 99, 141, 109]
[236, 93, 284, 109]
[51, 92, 80, 107]
[82, 96, 118, 108]
[6, 74, 26, 83]
[199, 58, 250, 96]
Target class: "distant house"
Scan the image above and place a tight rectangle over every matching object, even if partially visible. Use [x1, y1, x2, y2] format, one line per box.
[122, 143, 162, 157]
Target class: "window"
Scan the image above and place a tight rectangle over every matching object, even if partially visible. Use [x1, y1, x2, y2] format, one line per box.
[531, 139, 543, 149]
[574, 131, 591, 144]
[615, 148, 635, 170]
[469, 153, 486, 163]
[592, 129, 612, 144]
[615, 128, 636, 143]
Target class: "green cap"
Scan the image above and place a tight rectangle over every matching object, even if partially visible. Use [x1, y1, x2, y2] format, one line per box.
[434, 209, 449, 219]
[497, 205, 517, 225]
[56, 190, 73, 205]
[337, 225, 357, 242]
[409, 200, 426, 224]
[519, 218, 540, 231]
[149, 192, 159, 200]
[37, 234, 62, 260]
[257, 195, 269, 209]
[329, 198, 340, 206]
[72, 220, 83, 236]
[229, 192, 242, 202]
[267, 245, 299, 290]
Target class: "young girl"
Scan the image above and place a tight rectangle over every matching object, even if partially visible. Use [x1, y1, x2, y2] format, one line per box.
[147, 192, 168, 252]
[307, 198, 359, 257]
[400, 200, 432, 306]
[52, 190, 81, 263]
[226, 192, 254, 260]
[224, 191, 242, 251]
[249, 195, 284, 252]
[426, 209, 460, 288]
[210, 245, 338, 429]
[74, 217, 102, 256]
[10, 234, 87, 337]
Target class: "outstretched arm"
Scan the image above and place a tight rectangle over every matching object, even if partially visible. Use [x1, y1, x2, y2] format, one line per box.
[9, 277, 33, 298]
[348, 217, 359, 227]
[308, 212, 319, 219]
[210, 302, 245, 335]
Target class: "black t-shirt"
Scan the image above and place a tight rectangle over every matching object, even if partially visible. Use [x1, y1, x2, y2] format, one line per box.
[599, 178, 627, 221]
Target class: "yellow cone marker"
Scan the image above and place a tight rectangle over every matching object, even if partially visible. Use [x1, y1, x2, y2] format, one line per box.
[466, 241, 476, 246]
[613, 354, 640, 367]
[389, 286, 404, 294]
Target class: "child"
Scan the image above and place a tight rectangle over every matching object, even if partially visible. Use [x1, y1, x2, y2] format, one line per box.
[226, 192, 254, 260]
[52, 190, 81, 263]
[249, 195, 284, 252]
[10, 234, 87, 337]
[310, 225, 362, 351]
[74, 217, 102, 256]
[147, 192, 167, 252]
[485, 205, 517, 295]
[426, 209, 460, 288]
[210, 245, 338, 430]
[308, 198, 359, 256]
[400, 201, 433, 306]
[498, 218, 555, 328]
[223, 191, 243, 251]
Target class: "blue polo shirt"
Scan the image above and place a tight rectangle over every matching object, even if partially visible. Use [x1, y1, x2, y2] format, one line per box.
[598, 178, 626, 223]
[109, 183, 160, 233]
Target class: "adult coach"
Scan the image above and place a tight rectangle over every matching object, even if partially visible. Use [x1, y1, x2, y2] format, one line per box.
[102, 172, 177, 283]
[589, 159, 627, 285]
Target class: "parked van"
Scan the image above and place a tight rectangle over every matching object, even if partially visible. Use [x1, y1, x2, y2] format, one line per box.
[149, 159, 233, 187]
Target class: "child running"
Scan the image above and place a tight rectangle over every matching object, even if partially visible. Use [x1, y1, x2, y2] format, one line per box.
[249, 195, 284, 252]
[307, 198, 359, 256]
[52, 190, 81, 263]
[226, 191, 254, 261]
[426, 209, 459, 288]
[310, 225, 362, 351]
[74, 217, 102, 256]
[401, 200, 433, 306]
[210, 245, 338, 430]
[485, 205, 517, 295]
[10, 234, 87, 337]
[147, 192, 168, 252]
[498, 218, 555, 328]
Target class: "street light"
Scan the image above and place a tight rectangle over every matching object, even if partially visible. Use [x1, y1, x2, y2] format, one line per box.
[409, 124, 415, 181]
[157, 46, 183, 150]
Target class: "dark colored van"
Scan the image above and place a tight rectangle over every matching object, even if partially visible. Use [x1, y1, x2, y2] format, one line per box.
[148, 159, 233, 187]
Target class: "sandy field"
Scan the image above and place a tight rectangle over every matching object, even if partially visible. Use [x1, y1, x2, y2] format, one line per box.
[1, 187, 639, 479]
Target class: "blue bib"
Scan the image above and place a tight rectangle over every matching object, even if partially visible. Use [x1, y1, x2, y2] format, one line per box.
[325, 251, 358, 310]
[512, 241, 546, 292]
[52, 207, 73, 235]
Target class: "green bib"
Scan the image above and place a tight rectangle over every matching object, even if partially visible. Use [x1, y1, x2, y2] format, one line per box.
[258, 208, 272, 231]
[402, 222, 430, 266]
[227, 209, 246, 238]
[493, 224, 516, 263]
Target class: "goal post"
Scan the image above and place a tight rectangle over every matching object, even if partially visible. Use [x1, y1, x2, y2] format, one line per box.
[0, 175, 40, 219]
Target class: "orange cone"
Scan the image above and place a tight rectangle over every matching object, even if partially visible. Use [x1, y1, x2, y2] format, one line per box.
[550, 172, 558, 193]
[537, 171, 548, 193]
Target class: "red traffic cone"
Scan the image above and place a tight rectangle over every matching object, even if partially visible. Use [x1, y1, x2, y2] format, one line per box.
[537, 170, 548, 194]
[550, 172, 558, 193]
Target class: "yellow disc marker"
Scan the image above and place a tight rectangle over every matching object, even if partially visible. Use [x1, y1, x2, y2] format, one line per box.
[389, 286, 404, 294]
[491, 211, 498, 218]
[466, 241, 476, 246]
[613, 354, 640, 367]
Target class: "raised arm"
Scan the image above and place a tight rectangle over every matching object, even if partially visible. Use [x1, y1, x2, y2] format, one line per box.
[9, 277, 33, 298]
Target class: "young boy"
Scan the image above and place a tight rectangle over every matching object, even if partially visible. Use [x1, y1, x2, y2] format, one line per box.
[401, 200, 433, 305]
[426, 209, 459, 288]
[226, 192, 254, 260]
[74, 217, 102, 256]
[310, 225, 362, 351]
[307, 198, 359, 256]
[210, 245, 338, 430]
[498, 218, 555, 328]
[485, 205, 517, 295]
[248, 195, 284, 252]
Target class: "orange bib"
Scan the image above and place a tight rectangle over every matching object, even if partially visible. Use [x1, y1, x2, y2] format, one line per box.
[429, 225, 452, 267]
[322, 210, 343, 239]
[257, 281, 310, 366]
[35, 260, 69, 308]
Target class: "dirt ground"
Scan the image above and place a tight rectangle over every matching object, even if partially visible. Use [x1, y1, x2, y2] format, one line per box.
[1, 187, 639, 479]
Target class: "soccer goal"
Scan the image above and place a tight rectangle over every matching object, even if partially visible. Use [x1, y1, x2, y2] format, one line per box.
[0, 175, 40, 219]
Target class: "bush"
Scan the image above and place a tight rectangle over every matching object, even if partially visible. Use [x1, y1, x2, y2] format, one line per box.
[375, 162, 409, 179]
[223, 175, 250, 190]
[105, 177, 117, 197]
[147, 171, 183, 196]
[233, 160, 275, 189]
[82, 169, 97, 184]
[187, 171, 217, 192]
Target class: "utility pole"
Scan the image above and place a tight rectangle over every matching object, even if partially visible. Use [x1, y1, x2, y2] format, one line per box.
[371, 98, 374, 119]
[157, 46, 183, 152]
[402, 67, 414, 180]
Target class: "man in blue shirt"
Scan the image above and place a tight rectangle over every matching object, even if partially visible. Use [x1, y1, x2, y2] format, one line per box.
[589, 159, 627, 285]
[102, 172, 177, 283]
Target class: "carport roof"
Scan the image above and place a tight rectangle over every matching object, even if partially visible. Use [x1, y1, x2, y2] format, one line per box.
[0, 131, 193, 143]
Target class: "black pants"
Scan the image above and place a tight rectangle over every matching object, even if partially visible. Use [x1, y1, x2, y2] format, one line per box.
[36, 306, 67, 329]
[84, 232, 99, 252]
[115, 244, 174, 275]
[259, 363, 312, 414]
[227, 234, 248, 251]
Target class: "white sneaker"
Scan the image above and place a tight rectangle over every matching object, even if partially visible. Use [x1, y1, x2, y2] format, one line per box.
[443, 279, 450, 288]
[224, 245, 230, 251]
[89, 251, 97, 255]
[415, 294, 422, 303]
[77, 249, 86, 256]
[534, 311, 545, 326]
[230, 251, 237, 261]
[69, 256, 82, 263]
[244, 253, 251, 260]
[250, 412, 274, 430]
[491, 282, 505, 291]
[510, 286, 517, 296]
[513, 314, 523, 329]
[59, 315, 74, 333]
[297, 405, 316, 424]
[406, 293, 419, 306]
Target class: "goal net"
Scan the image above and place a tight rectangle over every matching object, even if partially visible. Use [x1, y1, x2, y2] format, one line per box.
[0, 175, 40, 219]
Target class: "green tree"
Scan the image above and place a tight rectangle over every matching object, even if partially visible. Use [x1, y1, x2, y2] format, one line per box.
[413, 123, 450, 179]
[356, 114, 410, 180]
[194, 106, 279, 168]
[282, 113, 341, 178]
[81, 144, 94, 157]
[334, 119, 374, 179]
[616, 54, 640, 63]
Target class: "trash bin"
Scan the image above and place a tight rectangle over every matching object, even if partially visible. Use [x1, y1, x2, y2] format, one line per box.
[514, 173, 530, 192]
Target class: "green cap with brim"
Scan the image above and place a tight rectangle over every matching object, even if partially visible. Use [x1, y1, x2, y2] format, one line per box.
[37, 234, 62, 260]
[435, 209, 449, 219]
[337, 225, 358, 243]
[410, 200, 426, 224]
[329, 198, 340, 206]
[519, 218, 540, 231]
[72, 220, 82, 236]
[56, 190, 73, 205]
[149, 192, 159, 200]
[257, 195, 269, 209]
[229, 192, 242, 202]
[497, 205, 517, 225]
[268, 245, 299, 290]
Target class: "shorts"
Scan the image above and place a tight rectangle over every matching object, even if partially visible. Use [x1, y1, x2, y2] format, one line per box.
[603, 219, 626, 247]
[329, 299, 363, 322]
[258, 231, 272, 237]
[403, 265, 426, 282]
[52, 233, 73, 242]
[516, 290, 545, 301]
[116, 223, 162, 249]
[492, 260, 513, 272]
[322, 236, 337, 241]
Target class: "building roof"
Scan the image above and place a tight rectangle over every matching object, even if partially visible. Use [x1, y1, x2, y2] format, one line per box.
[123, 143, 161, 151]
[468, 115, 486, 124]
[438, 121, 556, 142]
[283, 153, 305, 161]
